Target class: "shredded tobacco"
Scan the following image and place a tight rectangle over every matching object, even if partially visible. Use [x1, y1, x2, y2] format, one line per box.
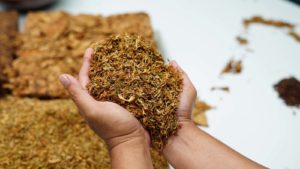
[242, 16, 300, 43]
[221, 59, 242, 74]
[236, 36, 248, 45]
[87, 34, 182, 150]
[243, 16, 295, 29]
[274, 77, 300, 108]
[211, 86, 230, 92]
[191, 98, 212, 126]
[0, 96, 169, 168]
[289, 31, 300, 42]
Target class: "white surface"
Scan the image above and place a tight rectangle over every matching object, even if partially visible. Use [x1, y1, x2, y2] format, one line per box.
[5, 0, 300, 168]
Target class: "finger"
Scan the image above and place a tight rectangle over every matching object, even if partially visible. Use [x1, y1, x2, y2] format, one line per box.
[170, 61, 197, 113]
[79, 48, 93, 89]
[59, 74, 97, 116]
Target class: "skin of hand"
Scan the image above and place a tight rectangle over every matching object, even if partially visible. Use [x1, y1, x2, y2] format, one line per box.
[59, 48, 153, 169]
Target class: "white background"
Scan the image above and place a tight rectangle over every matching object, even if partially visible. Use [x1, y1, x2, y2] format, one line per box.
[4, 0, 300, 168]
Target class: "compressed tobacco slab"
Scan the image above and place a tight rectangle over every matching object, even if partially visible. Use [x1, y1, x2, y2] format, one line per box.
[0, 97, 169, 169]
[87, 34, 182, 150]
[0, 11, 18, 92]
[5, 11, 154, 98]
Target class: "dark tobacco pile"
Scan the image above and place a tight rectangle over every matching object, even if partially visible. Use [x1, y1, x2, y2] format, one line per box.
[274, 77, 300, 107]
[87, 34, 182, 149]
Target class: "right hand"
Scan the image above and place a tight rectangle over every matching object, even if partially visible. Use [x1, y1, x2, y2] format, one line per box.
[170, 61, 197, 125]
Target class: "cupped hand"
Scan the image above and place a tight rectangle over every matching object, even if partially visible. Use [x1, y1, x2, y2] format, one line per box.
[170, 61, 197, 125]
[59, 48, 150, 150]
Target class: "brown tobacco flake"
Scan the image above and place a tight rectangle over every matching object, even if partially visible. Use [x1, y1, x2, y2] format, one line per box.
[87, 34, 182, 150]
[289, 31, 300, 42]
[191, 98, 212, 126]
[236, 36, 248, 45]
[243, 16, 295, 29]
[274, 77, 300, 107]
[0, 97, 169, 169]
[211, 86, 230, 92]
[221, 59, 242, 74]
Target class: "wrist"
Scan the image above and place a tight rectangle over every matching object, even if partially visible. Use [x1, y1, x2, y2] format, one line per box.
[164, 121, 197, 149]
[109, 134, 153, 169]
[107, 126, 149, 151]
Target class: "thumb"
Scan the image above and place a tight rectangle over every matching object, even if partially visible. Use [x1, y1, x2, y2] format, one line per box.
[59, 74, 97, 116]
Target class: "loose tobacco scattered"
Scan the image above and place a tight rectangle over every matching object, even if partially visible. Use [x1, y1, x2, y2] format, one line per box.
[87, 34, 182, 150]
[191, 98, 212, 127]
[243, 16, 300, 43]
[221, 59, 242, 75]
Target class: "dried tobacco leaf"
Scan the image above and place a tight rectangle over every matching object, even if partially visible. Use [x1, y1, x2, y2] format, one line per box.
[0, 96, 169, 169]
[274, 77, 300, 107]
[221, 59, 242, 74]
[191, 98, 212, 126]
[87, 34, 182, 150]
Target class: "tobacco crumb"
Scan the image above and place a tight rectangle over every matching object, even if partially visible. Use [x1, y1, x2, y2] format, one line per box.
[236, 36, 248, 45]
[274, 77, 300, 107]
[0, 97, 169, 169]
[221, 59, 242, 74]
[191, 98, 212, 126]
[243, 16, 295, 29]
[87, 34, 182, 150]
[289, 31, 300, 42]
[211, 86, 230, 92]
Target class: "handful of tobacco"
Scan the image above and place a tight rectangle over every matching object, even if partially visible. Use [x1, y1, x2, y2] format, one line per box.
[87, 34, 182, 149]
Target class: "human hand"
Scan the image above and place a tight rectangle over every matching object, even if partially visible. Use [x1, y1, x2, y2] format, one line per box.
[59, 48, 150, 150]
[170, 61, 197, 126]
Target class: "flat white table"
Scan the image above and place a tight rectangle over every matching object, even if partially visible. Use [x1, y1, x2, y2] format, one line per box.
[4, 0, 300, 168]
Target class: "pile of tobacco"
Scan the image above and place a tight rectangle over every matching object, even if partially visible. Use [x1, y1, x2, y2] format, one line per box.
[0, 97, 168, 168]
[87, 34, 183, 150]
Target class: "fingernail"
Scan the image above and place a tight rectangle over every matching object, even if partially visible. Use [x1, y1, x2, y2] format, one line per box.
[85, 48, 93, 54]
[172, 61, 179, 67]
[170, 60, 179, 67]
[59, 74, 71, 88]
